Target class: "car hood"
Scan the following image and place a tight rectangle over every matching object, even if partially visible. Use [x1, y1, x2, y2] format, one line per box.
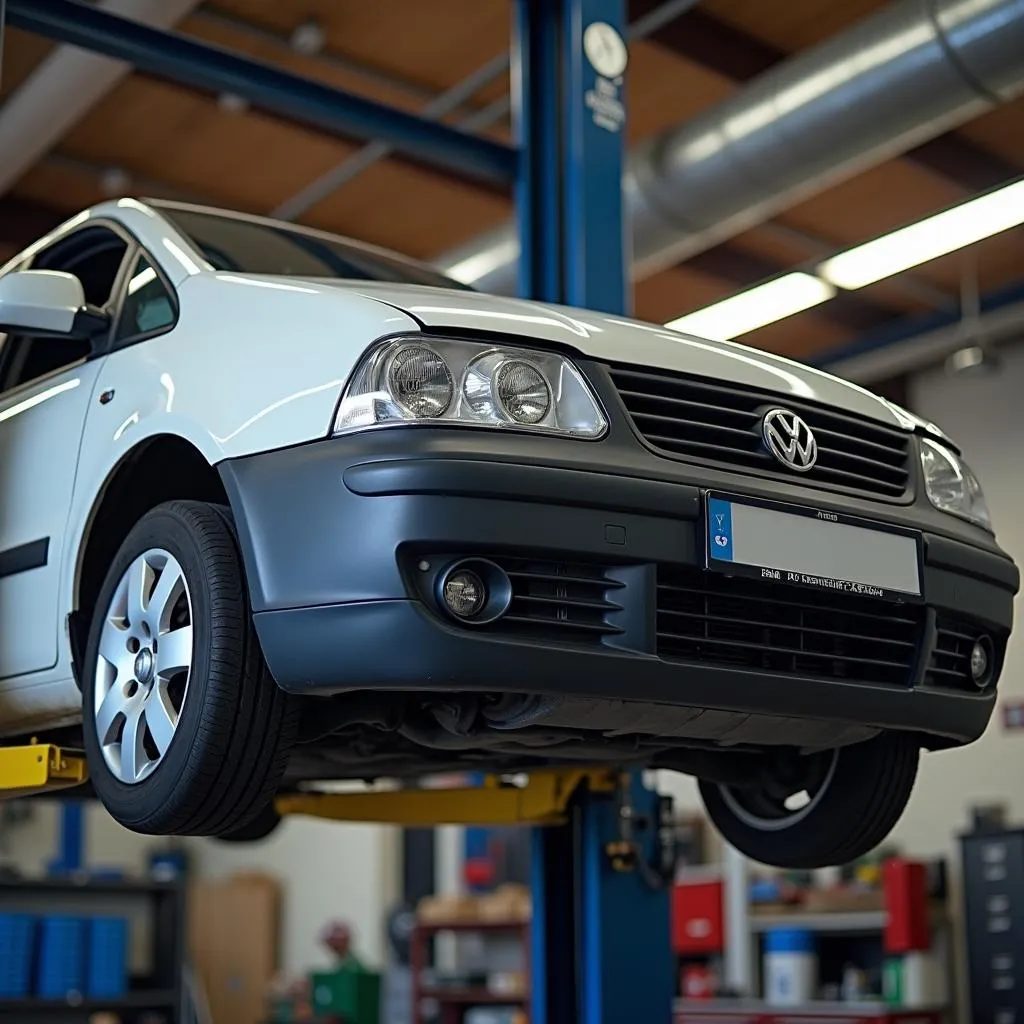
[236, 275, 950, 436]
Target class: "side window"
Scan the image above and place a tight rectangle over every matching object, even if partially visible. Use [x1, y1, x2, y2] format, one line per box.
[116, 255, 176, 342]
[0, 226, 129, 395]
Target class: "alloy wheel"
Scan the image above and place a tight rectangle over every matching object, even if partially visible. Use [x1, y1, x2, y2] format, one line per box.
[93, 548, 193, 784]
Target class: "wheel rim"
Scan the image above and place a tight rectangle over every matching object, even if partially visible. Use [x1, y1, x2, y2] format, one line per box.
[93, 548, 193, 784]
[718, 748, 840, 832]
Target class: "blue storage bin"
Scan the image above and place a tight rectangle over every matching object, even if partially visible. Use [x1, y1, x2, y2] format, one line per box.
[85, 916, 128, 998]
[35, 915, 86, 999]
[0, 913, 36, 998]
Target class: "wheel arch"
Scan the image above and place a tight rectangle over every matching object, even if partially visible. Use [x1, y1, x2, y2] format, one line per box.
[69, 434, 231, 685]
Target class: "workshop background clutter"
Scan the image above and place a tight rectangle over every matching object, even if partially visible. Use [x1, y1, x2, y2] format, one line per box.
[2, 0, 1024, 1022]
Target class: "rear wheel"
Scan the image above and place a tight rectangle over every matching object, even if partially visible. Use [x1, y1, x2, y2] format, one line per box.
[699, 733, 919, 869]
[81, 500, 298, 836]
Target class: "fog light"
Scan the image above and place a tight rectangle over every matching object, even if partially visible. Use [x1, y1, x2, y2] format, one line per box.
[970, 637, 991, 686]
[442, 570, 486, 619]
[434, 558, 513, 626]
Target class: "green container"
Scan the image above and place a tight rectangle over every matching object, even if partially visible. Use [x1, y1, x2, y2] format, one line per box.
[883, 958, 903, 1006]
[309, 963, 381, 1024]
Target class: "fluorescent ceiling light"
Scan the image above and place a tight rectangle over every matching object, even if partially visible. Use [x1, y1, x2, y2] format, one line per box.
[664, 272, 836, 340]
[819, 177, 1024, 290]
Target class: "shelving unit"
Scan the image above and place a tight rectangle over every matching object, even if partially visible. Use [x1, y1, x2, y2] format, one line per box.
[748, 912, 889, 934]
[411, 918, 529, 1024]
[0, 874, 186, 1022]
[672, 866, 955, 1023]
[675, 997, 944, 1023]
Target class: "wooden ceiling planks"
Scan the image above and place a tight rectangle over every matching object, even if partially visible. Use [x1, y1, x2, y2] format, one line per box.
[701, 0, 891, 51]
[11, 158, 106, 214]
[200, 0, 512, 97]
[956, 99, 1024, 172]
[0, 27, 54, 102]
[297, 157, 512, 258]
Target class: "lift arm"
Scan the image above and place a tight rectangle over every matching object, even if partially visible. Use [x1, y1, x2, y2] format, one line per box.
[0, 743, 88, 800]
[276, 768, 618, 827]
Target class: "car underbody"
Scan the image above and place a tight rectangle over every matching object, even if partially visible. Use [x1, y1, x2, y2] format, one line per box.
[279, 689, 881, 787]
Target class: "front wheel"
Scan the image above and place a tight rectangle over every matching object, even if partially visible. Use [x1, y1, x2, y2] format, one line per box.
[81, 500, 298, 836]
[699, 733, 919, 869]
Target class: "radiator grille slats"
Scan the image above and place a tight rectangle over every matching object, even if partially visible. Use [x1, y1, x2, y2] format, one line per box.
[656, 566, 922, 685]
[609, 365, 912, 500]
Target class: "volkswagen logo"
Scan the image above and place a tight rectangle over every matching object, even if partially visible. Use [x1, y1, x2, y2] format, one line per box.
[762, 408, 817, 471]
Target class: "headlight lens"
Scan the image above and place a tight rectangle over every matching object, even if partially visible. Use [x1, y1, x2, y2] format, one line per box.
[386, 344, 454, 418]
[920, 437, 992, 531]
[334, 337, 607, 438]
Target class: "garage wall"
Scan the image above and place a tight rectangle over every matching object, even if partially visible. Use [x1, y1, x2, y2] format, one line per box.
[892, 343, 1024, 855]
[188, 819, 399, 973]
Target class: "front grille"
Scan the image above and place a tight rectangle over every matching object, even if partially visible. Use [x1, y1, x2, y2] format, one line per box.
[926, 619, 983, 691]
[657, 566, 923, 685]
[485, 556, 623, 645]
[609, 364, 912, 500]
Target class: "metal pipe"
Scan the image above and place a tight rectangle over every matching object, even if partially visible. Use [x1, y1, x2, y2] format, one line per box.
[7, 0, 517, 187]
[437, 0, 1024, 294]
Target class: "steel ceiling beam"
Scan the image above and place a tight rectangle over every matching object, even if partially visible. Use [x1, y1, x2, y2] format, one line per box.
[6, 0, 518, 187]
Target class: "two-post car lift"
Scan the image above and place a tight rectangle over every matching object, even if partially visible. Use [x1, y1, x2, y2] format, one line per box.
[0, 0, 675, 1019]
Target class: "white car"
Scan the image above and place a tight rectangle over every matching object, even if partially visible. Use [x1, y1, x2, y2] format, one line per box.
[0, 199, 1016, 866]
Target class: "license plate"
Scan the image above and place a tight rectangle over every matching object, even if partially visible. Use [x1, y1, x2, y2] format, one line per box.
[705, 492, 922, 602]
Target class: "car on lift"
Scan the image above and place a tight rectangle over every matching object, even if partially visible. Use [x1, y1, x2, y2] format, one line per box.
[0, 199, 1016, 867]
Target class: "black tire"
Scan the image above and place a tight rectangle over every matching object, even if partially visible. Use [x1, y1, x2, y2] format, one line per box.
[215, 801, 282, 843]
[82, 500, 299, 836]
[698, 732, 919, 869]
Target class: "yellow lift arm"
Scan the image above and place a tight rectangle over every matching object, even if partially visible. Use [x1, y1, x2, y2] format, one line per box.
[0, 742, 88, 800]
[276, 767, 620, 827]
[0, 742, 631, 850]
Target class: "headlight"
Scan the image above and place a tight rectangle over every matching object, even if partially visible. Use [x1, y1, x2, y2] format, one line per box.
[334, 337, 607, 438]
[920, 437, 992, 531]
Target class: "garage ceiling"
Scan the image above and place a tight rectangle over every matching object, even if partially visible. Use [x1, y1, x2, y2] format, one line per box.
[2, 0, 1023, 365]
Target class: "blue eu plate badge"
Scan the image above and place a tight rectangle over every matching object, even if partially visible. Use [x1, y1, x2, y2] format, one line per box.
[708, 496, 733, 563]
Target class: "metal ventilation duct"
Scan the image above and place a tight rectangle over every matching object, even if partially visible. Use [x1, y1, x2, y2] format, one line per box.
[437, 0, 1024, 295]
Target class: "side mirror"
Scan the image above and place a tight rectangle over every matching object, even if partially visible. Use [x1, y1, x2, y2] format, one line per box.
[0, 269, 109, 339]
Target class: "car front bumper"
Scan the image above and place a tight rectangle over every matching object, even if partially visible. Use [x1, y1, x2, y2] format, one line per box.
[218, 429, 1018, 750]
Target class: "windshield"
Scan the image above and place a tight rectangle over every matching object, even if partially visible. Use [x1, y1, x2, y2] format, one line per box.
[154, 205, 473, 290]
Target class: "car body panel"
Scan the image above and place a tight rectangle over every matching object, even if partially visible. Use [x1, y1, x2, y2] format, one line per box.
[0, 201, 423, 729]
[0, 197, 1001, 761]
[304, 278, 945, 436]
[0, 361, 105, 681]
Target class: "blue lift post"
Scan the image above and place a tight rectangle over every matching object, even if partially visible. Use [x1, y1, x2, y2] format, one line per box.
[515, 3, 672, 1022]
[6, 0, 672, 1018]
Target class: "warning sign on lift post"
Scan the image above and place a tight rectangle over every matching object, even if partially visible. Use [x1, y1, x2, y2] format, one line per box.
[583, 21, 627, 133]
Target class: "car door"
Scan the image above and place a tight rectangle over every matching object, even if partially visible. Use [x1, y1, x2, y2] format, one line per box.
[0, 223, 131, 681]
